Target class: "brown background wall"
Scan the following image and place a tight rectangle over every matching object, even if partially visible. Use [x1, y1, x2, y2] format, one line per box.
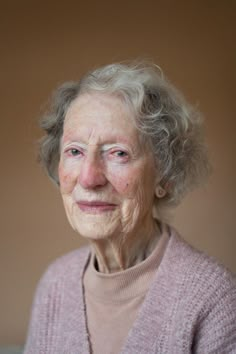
[0, 0, 235, 345]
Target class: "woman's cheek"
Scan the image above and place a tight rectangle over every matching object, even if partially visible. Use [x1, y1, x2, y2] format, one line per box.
[58, 163, 77, 194]
[108, 167, 139, 197]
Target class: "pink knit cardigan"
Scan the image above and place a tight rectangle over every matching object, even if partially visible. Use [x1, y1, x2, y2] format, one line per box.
[24, 229, 236, 353]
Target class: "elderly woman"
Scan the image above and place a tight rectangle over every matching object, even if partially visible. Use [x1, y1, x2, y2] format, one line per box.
[24, 61, 236, 353]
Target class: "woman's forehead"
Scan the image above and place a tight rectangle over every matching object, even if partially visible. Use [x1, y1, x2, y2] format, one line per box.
[63, 93, 139, 140]
[66, 92, 132, 118]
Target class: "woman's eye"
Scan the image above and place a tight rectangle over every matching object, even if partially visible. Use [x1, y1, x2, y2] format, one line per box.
[112, 150, 129, 160]
[69, 148, 82, 156]
[117, 151, 127, 157]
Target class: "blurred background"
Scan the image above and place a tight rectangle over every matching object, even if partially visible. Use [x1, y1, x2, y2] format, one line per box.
[0, 0, 235, 347]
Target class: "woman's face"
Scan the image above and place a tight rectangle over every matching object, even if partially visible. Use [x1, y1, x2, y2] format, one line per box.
[59, 93, 157, 241]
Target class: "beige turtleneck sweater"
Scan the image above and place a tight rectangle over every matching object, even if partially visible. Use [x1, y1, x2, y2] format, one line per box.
[83, 228, 169, 354]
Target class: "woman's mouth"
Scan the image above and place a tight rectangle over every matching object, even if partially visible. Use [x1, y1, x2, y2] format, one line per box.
[76, 200, 117, 214]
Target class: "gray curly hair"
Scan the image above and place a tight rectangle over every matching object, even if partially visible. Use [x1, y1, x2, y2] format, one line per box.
[39, 61, 210, 208]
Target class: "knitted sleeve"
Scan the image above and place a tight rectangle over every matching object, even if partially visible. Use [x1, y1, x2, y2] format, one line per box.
[193, 268, 236, 353]
[23, 259, 64, 353]
[163, 233, 236, 354]
[23, 247, 90, 354]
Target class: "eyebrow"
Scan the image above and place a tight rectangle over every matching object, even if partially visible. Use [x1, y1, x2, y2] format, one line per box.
[100, 144, 128, 151]
[62, 141, 133, 150]
[62, 133, 135, 145]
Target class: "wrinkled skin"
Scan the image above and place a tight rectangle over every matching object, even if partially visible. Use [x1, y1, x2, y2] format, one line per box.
[59, 93, 161, 272]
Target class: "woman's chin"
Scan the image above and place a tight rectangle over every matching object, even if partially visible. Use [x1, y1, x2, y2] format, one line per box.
[65, 206, 121, 240]
[71, 219, 120, 241]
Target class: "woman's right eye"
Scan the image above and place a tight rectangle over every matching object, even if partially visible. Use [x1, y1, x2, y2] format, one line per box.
[68, 148, 82, 156]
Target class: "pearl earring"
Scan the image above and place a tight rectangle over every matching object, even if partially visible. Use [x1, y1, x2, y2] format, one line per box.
[156, 186, 166, 198]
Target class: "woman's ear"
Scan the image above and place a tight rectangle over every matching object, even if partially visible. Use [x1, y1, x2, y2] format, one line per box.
[155, 184, 166, 198]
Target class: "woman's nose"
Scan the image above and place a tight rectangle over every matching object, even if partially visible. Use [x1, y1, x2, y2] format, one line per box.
[78, 154, 107, 189]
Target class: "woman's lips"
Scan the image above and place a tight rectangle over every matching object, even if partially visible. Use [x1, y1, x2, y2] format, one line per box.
[76, 200, 117, 214]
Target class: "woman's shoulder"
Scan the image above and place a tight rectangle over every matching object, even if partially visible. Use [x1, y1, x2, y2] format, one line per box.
[164, 225, 236, 297]
[35, 245, 91, 294]
[161, 226, 236, 351]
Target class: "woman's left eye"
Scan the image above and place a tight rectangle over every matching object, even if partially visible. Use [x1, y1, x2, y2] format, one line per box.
[113, 150, 128, 157]
[110, 150, 129, 163]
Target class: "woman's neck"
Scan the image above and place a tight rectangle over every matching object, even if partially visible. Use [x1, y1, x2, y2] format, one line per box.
[90, 220, 161, 273]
